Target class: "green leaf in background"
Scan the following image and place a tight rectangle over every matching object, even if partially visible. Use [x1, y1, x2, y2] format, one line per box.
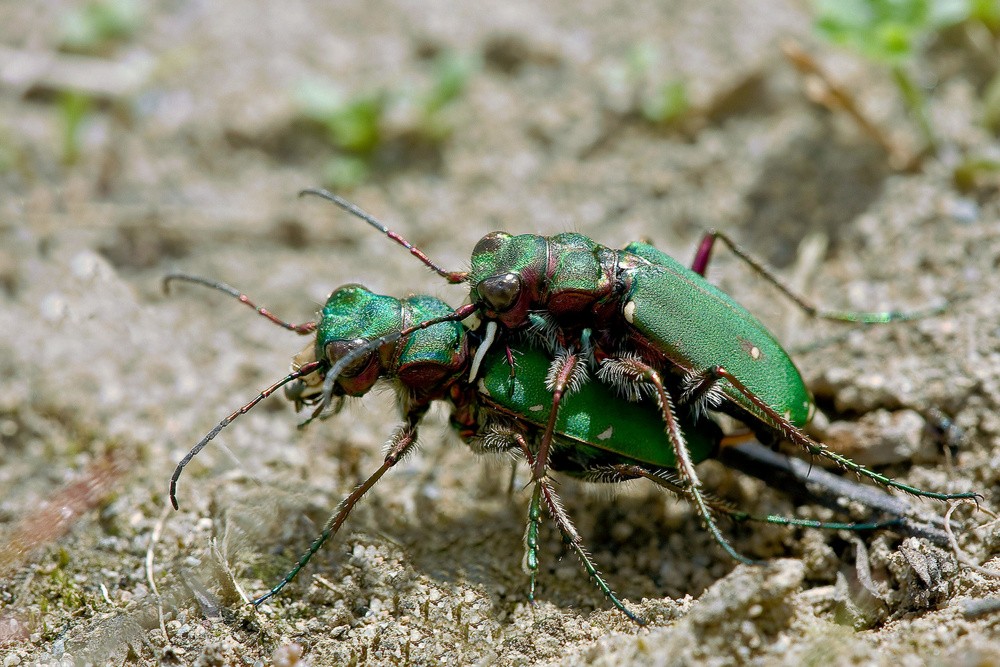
[641, 80, 690, 125]
[813, 0, 973, 64]
[294, 81, 385, 154]
[59, 0, 142, 54]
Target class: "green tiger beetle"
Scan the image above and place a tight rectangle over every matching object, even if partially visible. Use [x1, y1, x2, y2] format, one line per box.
[166, 276, 956, 624]
[297, 189, 978, 568]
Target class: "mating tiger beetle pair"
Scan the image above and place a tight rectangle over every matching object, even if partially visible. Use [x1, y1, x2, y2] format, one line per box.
[166, 189, 979, 624]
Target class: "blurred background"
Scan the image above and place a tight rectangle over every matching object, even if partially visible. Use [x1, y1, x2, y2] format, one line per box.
[2, 1, 1000, 664]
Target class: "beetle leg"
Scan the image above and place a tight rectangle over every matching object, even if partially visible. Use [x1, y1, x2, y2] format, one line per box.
[691, 231, 948, 323]
[512, 436, 645, 624]
[532, 350, 588, 483]
[611, 464, 904, 533]
[693, 366, 979, 502]
[475, 425, 546, 603]
[524, 483, 543, 606]
[678, 366, 727, 419]
[504, 344, 518, 379]
[251, 421, 420, 607]
[690, 232, 716, 277]
[718, 442, 954, 544]
[597, 356, 757, 566]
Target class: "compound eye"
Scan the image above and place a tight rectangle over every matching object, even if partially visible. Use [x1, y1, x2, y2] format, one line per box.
[472, 231, 510, 257]
[325, 339, 375, 377]
[477, 273, 521, 313]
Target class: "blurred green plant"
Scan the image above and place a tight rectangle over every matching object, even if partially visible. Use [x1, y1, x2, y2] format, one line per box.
[641, 80, 690, 125]
[966, 0, 1000, 31]
[952, 155, 1000, 191]
[295, 84, 386, 154]
[59, 0, 142, 55]
[416, 51, 478, 138]
[813, 0, 1000, 154]
[57, 91, 95, 165]
[614, 44, 691, 126]
[0, 128, 16, 174]
[294, 52, 477, 188]
[984, 71, 1000, 133]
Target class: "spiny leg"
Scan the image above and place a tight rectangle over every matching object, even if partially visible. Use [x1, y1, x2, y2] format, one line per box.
[252, 423, 419, 607]
[498, 427, 644, 624]
[169, 360, 325, 509]
[479, 424, 564, 606]
[299, 188, 469, 284]
[609, 464, 902, 532]
[717, 441, 953, 544]
[598, 356, 756, 566]
[163, 273, 317, 334]
[531, 350, 588, 484]
[690, 230, 949, 323]
[687, 365, 979, 502]
[524, 483, 543, 605]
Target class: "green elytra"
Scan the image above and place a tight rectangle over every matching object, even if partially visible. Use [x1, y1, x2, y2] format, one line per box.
[164, 274, 964, 623]
[622, 241, 812, 427]
[475, 344, 720, 471]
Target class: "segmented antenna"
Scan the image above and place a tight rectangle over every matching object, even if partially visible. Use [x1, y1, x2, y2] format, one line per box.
[299, 188, 469, 284]
[169, 360, 325, 509]
[163, 273, 317, 334]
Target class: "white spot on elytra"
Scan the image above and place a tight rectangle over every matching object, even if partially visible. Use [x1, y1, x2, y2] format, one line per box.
[750, 346, 761, 360]
[623, 301, 636, 324]
[597, 426, 614, 440]
[529, 405, 544, 412]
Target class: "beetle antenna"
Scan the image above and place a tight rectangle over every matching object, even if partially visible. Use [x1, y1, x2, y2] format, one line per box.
[300, 188, 469, 284]
[163, 273, 317, 335]
[169, 360, 325, 510]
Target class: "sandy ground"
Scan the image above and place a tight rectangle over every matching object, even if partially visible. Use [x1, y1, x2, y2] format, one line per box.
[2, 1, 1000, 665]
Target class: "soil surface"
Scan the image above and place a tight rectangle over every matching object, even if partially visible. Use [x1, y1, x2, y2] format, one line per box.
[2, 2, 1000, 665]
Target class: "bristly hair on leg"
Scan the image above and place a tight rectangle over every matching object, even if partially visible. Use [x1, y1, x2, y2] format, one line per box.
[475, 422, 528, 459]
[596, 354, 657, 403]
[382, 425, 419, 459]
[537, 477, 579, 543]
[545, 349, 590, 395]
[526, 311, 562, 354]
[680, 368, 726, 419]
